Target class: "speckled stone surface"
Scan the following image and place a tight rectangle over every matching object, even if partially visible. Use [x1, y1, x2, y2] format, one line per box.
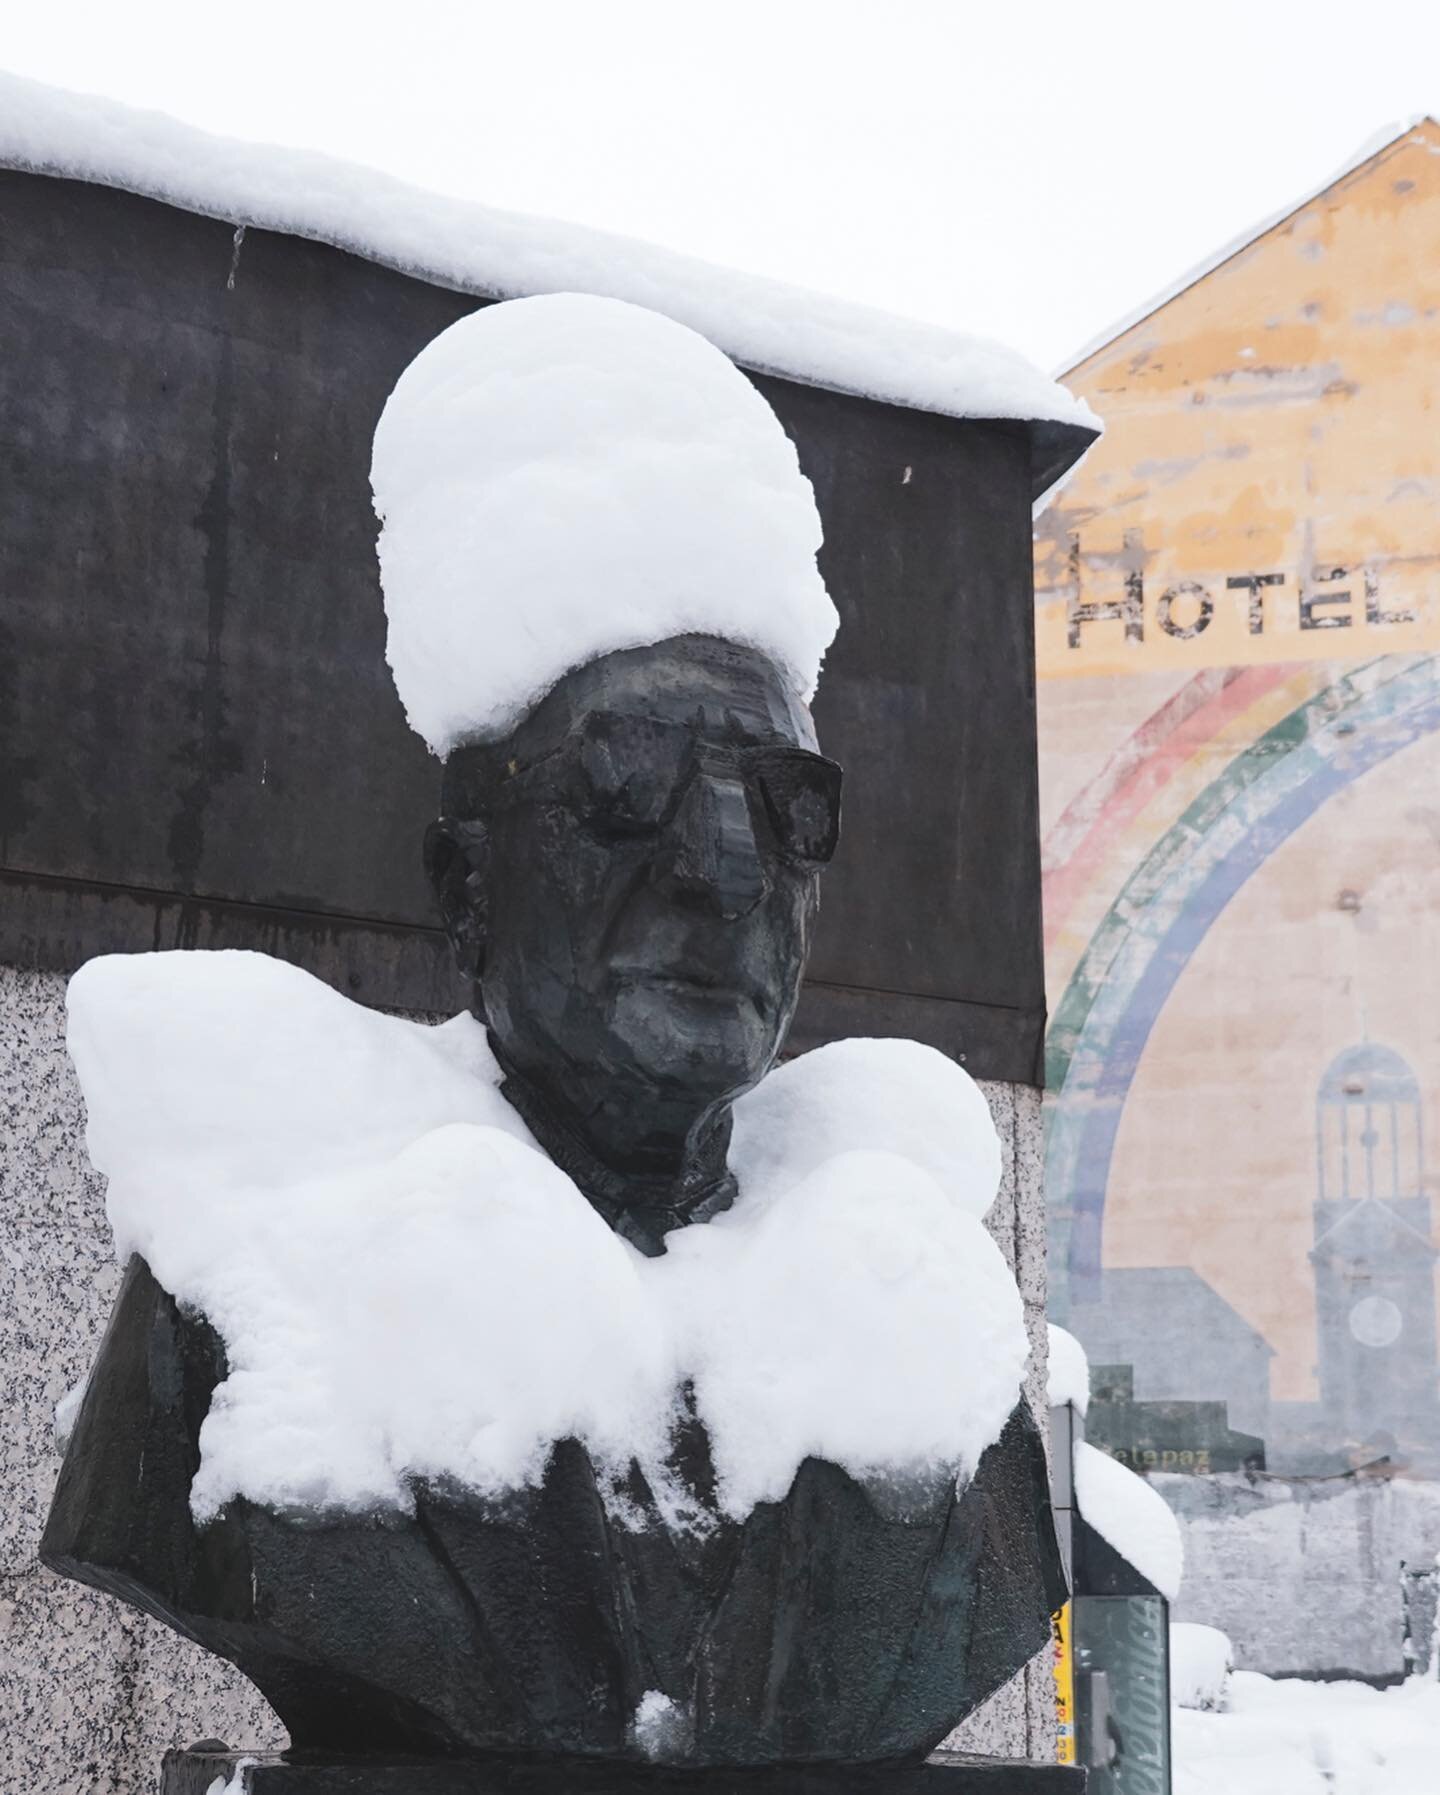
[947, 1082, 1055, 1763]
[0, 964, 285, 1794]
[2, 965, 1057, 1786]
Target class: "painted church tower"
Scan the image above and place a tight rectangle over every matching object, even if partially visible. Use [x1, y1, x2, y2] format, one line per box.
[1311, 1044, 1437, 1460]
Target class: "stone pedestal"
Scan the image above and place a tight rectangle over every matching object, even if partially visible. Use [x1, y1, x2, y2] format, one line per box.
[161, 1749, 1085, 1793]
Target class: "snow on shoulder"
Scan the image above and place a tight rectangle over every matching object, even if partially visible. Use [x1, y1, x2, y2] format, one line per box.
[0, 70, 1096, 461]
[371, 295, 837, 753]
[66, 950, 1026, 1524]
[1046, 1323, 1091, 1414]
[1074, 1440, 1184, 1600]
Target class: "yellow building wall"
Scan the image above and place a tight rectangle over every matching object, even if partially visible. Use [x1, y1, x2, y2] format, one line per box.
[1038, 123, 1440, 1471]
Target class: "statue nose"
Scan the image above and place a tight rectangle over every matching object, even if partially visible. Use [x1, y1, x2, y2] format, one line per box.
[651, 769, 770, 920]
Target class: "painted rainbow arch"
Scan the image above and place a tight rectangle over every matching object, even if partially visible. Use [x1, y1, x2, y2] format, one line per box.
[1044, 652, 1440, 1317]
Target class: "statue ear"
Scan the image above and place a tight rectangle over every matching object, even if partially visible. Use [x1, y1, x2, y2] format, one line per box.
[424, 817, 491, 983]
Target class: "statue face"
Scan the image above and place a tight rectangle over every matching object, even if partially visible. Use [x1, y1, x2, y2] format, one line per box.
[431, 635, 840, 1112]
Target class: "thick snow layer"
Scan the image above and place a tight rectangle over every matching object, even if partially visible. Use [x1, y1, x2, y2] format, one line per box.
[729, 1035, 1002, 1221]
[1174, 1670, 1440, 1795]
[1046, 1322, 1090, 1414]
[66, 950, 1025, 1524]
[0, 70, 1096, 455]
[371, 295, 838, 753]
[1171, 1623, 1234, 1711]
[1073, 1440, 1183, 1598]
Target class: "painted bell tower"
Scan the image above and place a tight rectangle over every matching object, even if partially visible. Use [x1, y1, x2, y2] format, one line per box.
[1311, 1044, 1437, 1458]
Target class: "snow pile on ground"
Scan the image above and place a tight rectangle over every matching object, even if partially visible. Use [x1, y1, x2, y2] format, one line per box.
[372, 295, 838, 753]
[1046, 1322, 1090, 1414]
[67, 950, 1026, 1524]
[0, 70, 1097, 456]
[1074, 1440, 1184, 1597]
[1173, 1670, 1440, 1795]
[1171, 1622, 1234, 1711]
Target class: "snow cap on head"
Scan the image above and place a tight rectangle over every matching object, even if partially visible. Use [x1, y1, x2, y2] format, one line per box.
[370, 292, 840, 758]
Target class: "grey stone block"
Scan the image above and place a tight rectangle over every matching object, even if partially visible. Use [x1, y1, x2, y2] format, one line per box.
[978, 1079, 1019, 1280]
[0, 965, 107, 1235]
[0, 1230, 121, 1574]
[0, 1565, 141, 1795]
[1022, 1302, 1050, 1464]
[1011, 1087, 1047, 1308]
[1022, 1648, 1060, 1763]
[130, 1608, 284, 1768]
[0, 1563, 284, 1794]
[948, 1080, 1055, 1763]
[943, 1663, 1028, 1758]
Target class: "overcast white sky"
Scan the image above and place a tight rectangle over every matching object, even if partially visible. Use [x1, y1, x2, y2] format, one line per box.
[6, 1, 1438, 373]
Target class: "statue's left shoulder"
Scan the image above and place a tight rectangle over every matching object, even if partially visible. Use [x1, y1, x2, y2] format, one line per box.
[731, 1036, 1002, 1218]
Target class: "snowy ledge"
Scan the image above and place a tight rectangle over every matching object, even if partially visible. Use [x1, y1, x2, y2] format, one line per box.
[0, 69, 1097, 494]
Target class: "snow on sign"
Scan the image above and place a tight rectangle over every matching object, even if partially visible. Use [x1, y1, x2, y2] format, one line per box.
[0, 69, 1096, 473]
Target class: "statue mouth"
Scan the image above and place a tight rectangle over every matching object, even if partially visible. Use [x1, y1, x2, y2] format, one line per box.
[614, 966, 764, 1011]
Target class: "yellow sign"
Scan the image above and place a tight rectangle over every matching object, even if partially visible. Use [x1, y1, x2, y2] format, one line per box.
[1052, 1603, 1076, 1765]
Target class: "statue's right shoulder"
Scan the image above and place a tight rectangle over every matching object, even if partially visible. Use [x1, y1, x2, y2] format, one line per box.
[66, 949, 516, 1196]
[41, 1251, 231, 1611]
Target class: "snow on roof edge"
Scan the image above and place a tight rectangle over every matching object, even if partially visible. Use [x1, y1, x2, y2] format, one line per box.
[0, 68, 1098, 476]
[1055, 114, 1439, 376]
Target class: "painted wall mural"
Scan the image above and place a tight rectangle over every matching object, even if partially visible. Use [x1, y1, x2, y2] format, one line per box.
[1037, 120, 1440, 1478]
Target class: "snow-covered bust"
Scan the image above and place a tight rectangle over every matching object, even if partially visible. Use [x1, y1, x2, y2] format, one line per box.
[43, 296, 1063, 1774]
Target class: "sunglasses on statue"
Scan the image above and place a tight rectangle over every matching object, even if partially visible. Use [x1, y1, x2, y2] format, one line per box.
[491, 711, 843, 867]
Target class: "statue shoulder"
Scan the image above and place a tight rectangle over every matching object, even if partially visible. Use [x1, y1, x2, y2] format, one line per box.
[730, 1035, 1002, 1218]
[66, 950, 514, 1193]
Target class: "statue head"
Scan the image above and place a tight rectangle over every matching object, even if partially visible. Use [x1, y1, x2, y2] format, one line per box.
[372, 293, 842, 1223]
[427, 632, 841, 1170]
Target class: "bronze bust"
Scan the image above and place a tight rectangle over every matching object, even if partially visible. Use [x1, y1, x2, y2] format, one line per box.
[43, 296, 1063, 1787]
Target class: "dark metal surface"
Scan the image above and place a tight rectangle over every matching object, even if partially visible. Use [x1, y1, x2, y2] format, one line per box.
[162, 1746, 1088, 1792]
[0, 168, 1091, 1083]
[432, 636, 827, 1255]
[45, 1257, 1067, 1765]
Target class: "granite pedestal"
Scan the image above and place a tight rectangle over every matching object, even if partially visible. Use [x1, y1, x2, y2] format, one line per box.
[161, 1747, 1086, 1793]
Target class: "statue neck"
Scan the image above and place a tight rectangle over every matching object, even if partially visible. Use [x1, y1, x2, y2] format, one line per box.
[490, 1037, 737, 1257]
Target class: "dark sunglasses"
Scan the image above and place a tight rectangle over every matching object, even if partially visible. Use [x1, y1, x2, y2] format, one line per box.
[490, 711, 843, 866]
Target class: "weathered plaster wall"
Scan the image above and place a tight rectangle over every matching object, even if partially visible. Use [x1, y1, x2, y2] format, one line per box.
[1, 962, 1057, 1787]
[1160, 1469, 1440, 1680]
[1037, 120, 1440, 1487]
